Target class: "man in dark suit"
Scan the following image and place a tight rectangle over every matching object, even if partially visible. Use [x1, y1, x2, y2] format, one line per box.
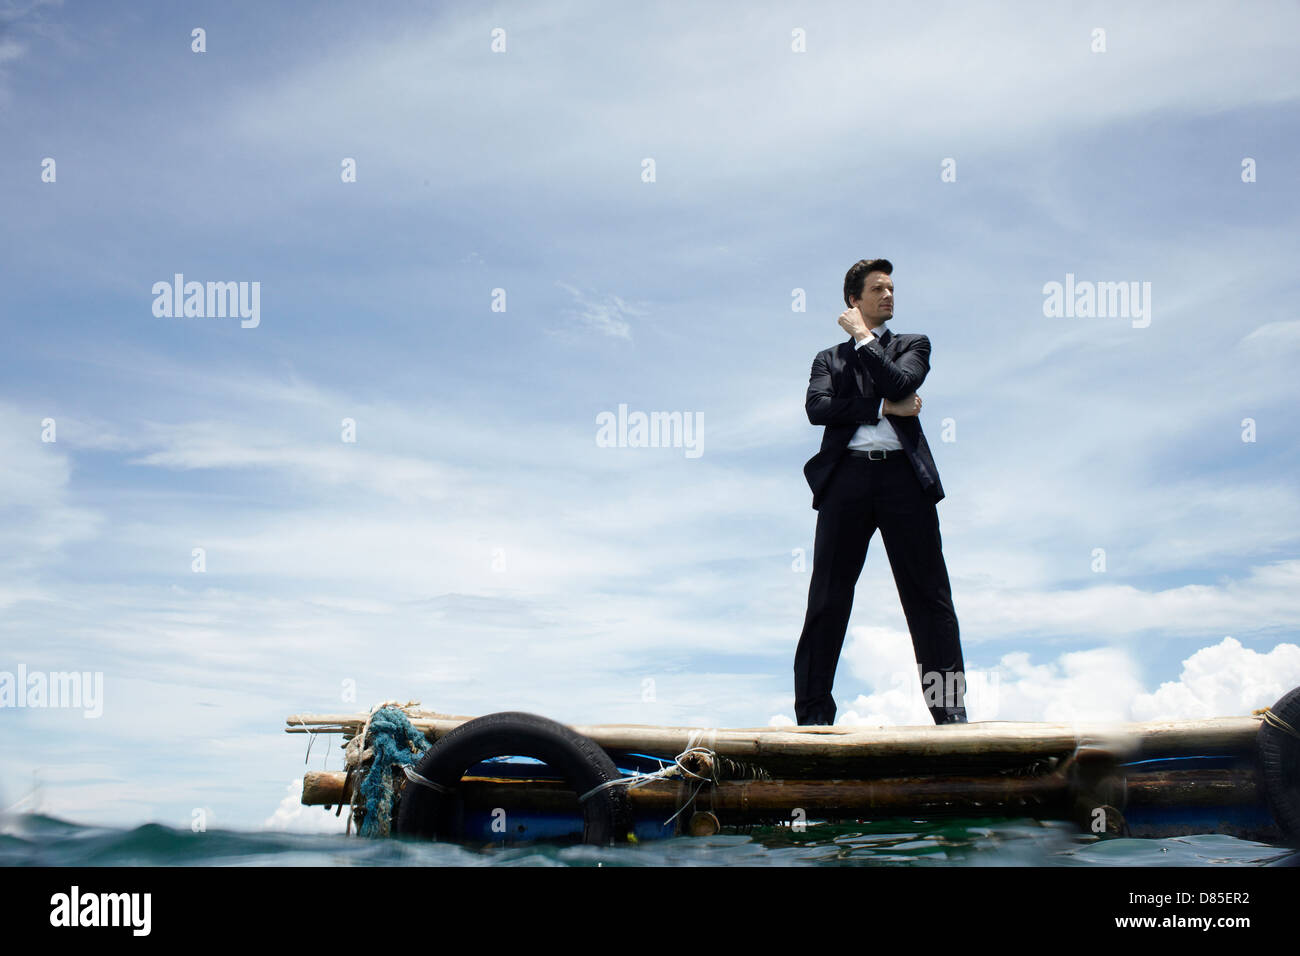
[794, 258, 968, 727]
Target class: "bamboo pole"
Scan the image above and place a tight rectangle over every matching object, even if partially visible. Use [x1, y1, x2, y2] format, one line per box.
[286, 713, 1261, 776]
[302, 770, 353, 806]
[299, 768, 1261, 821]
[300, 770, 1069, 817]
[1124, 769, 1261, 807]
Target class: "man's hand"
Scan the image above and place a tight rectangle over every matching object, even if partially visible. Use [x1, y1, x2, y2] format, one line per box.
[838, 306, 869, 341]
[882, 393, 921, 417]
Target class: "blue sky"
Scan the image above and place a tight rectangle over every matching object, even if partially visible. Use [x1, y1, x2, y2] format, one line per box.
[2, 0, 1299, 832]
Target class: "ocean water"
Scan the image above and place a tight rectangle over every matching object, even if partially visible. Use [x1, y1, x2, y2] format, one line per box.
[3, 812, 1297, 866]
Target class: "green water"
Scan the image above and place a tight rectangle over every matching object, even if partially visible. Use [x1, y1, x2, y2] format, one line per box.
[3, 813, 1296, 866]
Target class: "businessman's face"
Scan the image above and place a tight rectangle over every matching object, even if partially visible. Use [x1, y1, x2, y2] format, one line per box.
[850, 271, 894, 324]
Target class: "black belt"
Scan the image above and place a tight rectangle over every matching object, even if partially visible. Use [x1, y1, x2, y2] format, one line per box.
[847, 448, 905, 460]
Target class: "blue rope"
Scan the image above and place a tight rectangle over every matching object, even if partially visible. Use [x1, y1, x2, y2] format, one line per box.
[1120, 755, 1223, 767]
[358, 706, 431, 837]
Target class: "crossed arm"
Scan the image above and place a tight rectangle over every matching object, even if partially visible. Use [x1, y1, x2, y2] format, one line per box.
[853, 334, 931, 401]
[804, 336, 931, 426]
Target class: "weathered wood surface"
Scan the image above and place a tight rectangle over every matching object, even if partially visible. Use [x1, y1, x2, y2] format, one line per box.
[299, 768, 1261, 822]
[1124, 769, 1261, 807]
[286, 711, 1262, 776]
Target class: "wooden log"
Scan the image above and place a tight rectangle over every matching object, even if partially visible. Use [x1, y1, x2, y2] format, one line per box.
[300, 768, 1263, 821]
[301, 770, 1071, 820]
[302, 770, 353, 806]
[688, 812, 721, 836]
[1124, 769, 1261, 807]
[286, 712, 1261, 777]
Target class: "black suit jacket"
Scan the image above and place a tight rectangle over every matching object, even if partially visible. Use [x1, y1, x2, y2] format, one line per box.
[802, 330, 945, 510]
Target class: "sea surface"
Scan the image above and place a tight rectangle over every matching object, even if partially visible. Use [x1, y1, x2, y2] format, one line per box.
[3, 812, 1297, 866]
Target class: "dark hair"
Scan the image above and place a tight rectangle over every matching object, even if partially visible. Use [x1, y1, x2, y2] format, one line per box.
[843, 258, 894, 307]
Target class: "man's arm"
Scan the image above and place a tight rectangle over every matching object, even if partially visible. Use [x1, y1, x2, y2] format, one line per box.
[853, 334, 931, 401]
[806, 351, 881, 426]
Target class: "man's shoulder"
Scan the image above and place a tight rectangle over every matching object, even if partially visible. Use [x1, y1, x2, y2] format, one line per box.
[809, 342, 844, 366]
[891, 330, 931, 344]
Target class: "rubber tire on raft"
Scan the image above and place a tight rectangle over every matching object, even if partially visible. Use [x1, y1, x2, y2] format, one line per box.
[1256, 685, 1300, 847]
[394, 711, 633, 845]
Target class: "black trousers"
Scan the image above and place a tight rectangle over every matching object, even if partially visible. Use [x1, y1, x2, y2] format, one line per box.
[794, 451, 967, 726]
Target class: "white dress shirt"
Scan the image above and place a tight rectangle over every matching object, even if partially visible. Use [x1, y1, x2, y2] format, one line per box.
[846, 326, 904, 452]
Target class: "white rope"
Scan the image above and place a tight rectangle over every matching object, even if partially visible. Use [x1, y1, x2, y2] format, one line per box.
[295, 717, 322, 765]
[1256, 706, 1300, 741]
[576, 746, 722, 831]
[578, 746, 716, 802]
[402, 764, 457, 794]
[662, 780, 709, 829]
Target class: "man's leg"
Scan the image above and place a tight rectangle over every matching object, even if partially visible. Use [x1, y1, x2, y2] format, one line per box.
[874, 458, 967, 724]
[794, 459, 876, 725]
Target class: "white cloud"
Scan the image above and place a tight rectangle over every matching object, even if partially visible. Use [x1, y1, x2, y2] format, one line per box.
[0, 0, 66, 106]
[954, 562, 1300, 641]
[263, 779, 349, 833]
[213, 3, 1300, 205]
[0, 403, 105, 579]
[1241, 319, 1300, 350]
[0, 36, 24, 64]
[1132, 637, 1300, 721]
[780, 634, 1300, 726]
[553, 282, 645, 339]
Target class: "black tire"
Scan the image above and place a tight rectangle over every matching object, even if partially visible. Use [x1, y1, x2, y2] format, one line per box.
[394, 711, 632, 845]
[1257, 686, 1300, 847]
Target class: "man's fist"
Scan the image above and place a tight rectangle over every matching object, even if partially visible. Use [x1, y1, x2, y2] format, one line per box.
[838, 307, 868, 339]
[882, 393, 921, 417]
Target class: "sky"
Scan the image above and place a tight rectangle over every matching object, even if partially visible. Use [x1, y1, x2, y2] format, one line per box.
[2, 0, 1299, 834]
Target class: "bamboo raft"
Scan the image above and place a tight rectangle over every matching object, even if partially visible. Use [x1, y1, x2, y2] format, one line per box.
[286, 690, 1300, 847]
